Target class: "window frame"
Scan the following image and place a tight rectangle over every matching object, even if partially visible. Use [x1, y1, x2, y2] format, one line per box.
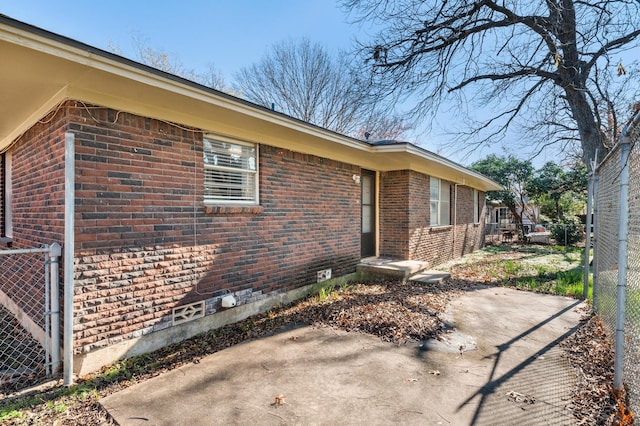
[202, 136, 259, 205]
[496, 207, 510, 226]
[430, 177, 450, 227]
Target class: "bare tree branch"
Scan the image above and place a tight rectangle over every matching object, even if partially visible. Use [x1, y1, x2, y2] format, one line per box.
[234, 38, 410, 140]
[344, 0, 640, 168]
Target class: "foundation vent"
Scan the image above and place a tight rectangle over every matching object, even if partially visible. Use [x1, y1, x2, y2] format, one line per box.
[317, 269, 332, 282]
[172, 301, 205, 326]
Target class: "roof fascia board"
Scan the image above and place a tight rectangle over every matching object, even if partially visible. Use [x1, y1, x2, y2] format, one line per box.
[372, 143, 502, 190]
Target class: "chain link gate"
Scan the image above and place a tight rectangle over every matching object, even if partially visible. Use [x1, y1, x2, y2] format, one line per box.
[0, 244, 61, 395]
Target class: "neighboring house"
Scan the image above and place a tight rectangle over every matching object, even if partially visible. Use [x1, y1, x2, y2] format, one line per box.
[0, 16, 501, 375]
[487, 200, 541, 234]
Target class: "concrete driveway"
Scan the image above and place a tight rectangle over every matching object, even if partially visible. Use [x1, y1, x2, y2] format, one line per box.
[101, 286, 584, 425]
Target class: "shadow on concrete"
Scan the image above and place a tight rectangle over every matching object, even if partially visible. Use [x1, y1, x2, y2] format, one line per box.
[457, 298, 583, 425]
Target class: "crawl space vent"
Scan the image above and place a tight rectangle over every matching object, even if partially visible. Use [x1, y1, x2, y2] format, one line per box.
[172, 301, 205, 326]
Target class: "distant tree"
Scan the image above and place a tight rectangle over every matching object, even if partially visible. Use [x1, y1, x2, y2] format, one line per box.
[471, 155, 535, 235]
[197, 63, 227, 92]
[527, 161, 587, 221]
[110, 36, 229, 92]
[353, 113, 411, 141]
[234, 38, 410, 140]
[343, 0, 640, 168]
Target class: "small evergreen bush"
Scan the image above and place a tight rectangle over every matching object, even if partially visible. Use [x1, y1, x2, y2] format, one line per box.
[550, 217, 583, 245]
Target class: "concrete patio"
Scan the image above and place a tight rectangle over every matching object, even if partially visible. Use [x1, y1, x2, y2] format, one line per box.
[101, 287, 584, 425]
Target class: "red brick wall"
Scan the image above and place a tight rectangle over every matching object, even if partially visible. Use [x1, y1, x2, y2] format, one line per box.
[65, 102, 361, 353]
[3, 112, 67, 249]
[378, 170, 410, 258]
[6, 99, 488, 355]
[380, 170, 486, 267]
[0, 105, 68, 325]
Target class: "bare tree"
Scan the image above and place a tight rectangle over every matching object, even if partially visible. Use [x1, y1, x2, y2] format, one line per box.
[111, 35, 229, 92]
[353, 112, 411, 141]
[197, 62, 227, 92]
[234, 38, 410, 140]
[344, 0, 640, 167]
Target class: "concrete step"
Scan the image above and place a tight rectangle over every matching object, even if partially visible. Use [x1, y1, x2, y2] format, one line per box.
[357, 258, 449, 283]
[409, 270, 451, 284]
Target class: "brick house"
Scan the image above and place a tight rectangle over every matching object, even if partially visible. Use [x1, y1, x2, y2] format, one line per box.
[0, 16, 501, 376]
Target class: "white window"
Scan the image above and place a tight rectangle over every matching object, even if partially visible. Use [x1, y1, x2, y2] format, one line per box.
[495, 207, 510, 226]
[430, 177, 450, 226]
[473, 189, 479, 223]
[203, 137, 258, 204]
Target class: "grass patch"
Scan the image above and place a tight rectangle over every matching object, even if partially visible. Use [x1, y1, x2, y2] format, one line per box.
[508, 266, 591, 300]
[0, 399, 33, 421]
[555, 268, 592, 299]
[448, 244, 591, 300]
[504, 260, 524, 275]
[317, 283, 336, 301]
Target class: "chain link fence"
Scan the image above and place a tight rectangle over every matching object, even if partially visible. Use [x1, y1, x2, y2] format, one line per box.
[593, 121, 640, 414]
[0, 245, 60, 395]
[593, 145, 620, 335]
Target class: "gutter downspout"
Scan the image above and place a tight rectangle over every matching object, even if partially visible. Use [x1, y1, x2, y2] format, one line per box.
[454, 184, 459, 259]
[49, 242, 61, 374]
[64, 132, 75, 386]
[614, 130, 632, 391]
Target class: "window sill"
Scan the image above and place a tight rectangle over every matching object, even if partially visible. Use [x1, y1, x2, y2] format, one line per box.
[204, 205, 264, 215]
[429, 225, 453, 233]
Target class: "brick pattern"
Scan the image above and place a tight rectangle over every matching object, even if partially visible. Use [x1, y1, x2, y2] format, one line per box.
[3, 111, 67, 249]
[378, 170, 410, 258]
[66, 103, 361, 352]
[380, 170, 486, 267]
[0, 105, 68, 327]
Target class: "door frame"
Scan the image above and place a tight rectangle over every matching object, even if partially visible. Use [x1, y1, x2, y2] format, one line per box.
[360, 169, 377, 258]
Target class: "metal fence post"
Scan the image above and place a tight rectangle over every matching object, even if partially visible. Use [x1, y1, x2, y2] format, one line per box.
[49, 243, 61, 374]
[44, 247, 51, 376]
[584, 174, 593, 299]
[592, 169, 599, 312]
[614, 136, 631, 391]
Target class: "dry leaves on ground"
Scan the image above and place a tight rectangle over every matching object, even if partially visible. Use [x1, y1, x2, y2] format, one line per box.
[282, 279, 473, 344]
[561, 313, 634, 425]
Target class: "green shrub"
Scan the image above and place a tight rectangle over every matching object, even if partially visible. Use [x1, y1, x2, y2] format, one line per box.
[550, 218, 583, 245]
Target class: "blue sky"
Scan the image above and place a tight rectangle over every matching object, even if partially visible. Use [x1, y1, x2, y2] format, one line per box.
[1, 1, 360, 82]
[1, 1, 600, 166]
[5, 1, 489, 161]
